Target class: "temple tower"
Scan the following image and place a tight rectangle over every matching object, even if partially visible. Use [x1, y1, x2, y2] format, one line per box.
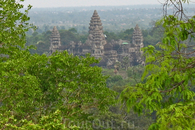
[132, 24, 144, 48]
[86, 10, 106, 58]
[49, 26, 61, 54]
[132, 24, 145, 65]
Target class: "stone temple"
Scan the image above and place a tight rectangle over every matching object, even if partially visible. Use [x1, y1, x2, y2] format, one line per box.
[49, 10, 144, 67]
[49, 26, 61, 53]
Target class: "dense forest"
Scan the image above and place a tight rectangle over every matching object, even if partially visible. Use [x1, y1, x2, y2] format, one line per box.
[1, 0, 195, 129]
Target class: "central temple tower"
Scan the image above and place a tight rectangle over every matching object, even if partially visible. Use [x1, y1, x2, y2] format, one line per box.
[132, 24, 144, 48]
[86, 10, 106, 58]
[131, 24, 145, 65]
[49, 26, 61, 54]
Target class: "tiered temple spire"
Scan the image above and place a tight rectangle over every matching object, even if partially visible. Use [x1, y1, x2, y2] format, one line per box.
[86, 10, 106, 58]
[49, 26, 61, 54]
[132, 24, 144, 48]
[131, 24, 144, 65]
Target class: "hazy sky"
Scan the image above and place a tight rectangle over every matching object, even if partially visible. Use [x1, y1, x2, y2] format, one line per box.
[21, 0, 161, 8]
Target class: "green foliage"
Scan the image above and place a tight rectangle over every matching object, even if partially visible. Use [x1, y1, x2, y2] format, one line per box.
[59, 29, 79, 45]
[0, 110, 79, 130]
[144, 25, 164, 47]
[0, 47, 117, 128]
[118, 28, 134, 42]
[106, 75, 123, 84]
[104, 31, 119, 42]
[91, 86, 154, 130]
[127, 65, 145, 80]
[103, 67, 148, 129]
[68, 28, 77, 34]
[0, 0, 34, 53]
[0, 0, 117, 129]
[26, 30, 52, 54]
[103, 66, 145, 88]
[106, 75, 123, 88]
[120, 1, 195, 129]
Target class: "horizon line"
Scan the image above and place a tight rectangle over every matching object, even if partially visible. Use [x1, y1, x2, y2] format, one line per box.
[26, 4, 163, 9]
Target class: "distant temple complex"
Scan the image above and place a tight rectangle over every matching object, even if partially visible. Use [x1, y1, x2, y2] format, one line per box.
[49, 10, 144, 67]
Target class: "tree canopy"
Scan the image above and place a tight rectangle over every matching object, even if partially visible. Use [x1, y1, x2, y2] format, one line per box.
[0, 0, 117, 129]
[120, 0, 195, 129]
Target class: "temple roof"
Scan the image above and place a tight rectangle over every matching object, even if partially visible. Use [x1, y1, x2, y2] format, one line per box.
[122, 42, 129, 45]
[89, 10, 102, 30]
[135, 24, 140, 30]
[53, 26, 58, 32]
[133, 24, 143, 38]
[51, 26, 60, 37]
[133, 24, 142, 34]
[132, 24, 143, 44]
[94, 10, 98, 15]
[87, 10, 106, 47]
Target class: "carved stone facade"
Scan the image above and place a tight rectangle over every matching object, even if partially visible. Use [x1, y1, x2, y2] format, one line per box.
[49, 26, 61, 54]
[86, 10, 107, 58]
[49, 10, 145, 67]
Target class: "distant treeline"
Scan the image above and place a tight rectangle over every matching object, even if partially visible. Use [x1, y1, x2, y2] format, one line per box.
[26, 4, 195, 34]
[26, 25, 164, 55]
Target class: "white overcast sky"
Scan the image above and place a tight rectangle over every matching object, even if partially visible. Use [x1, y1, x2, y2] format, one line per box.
[21, 0, 162, 8]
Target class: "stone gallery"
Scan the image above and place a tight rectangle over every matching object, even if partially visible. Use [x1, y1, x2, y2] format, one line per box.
[49, 10, 145, 67]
